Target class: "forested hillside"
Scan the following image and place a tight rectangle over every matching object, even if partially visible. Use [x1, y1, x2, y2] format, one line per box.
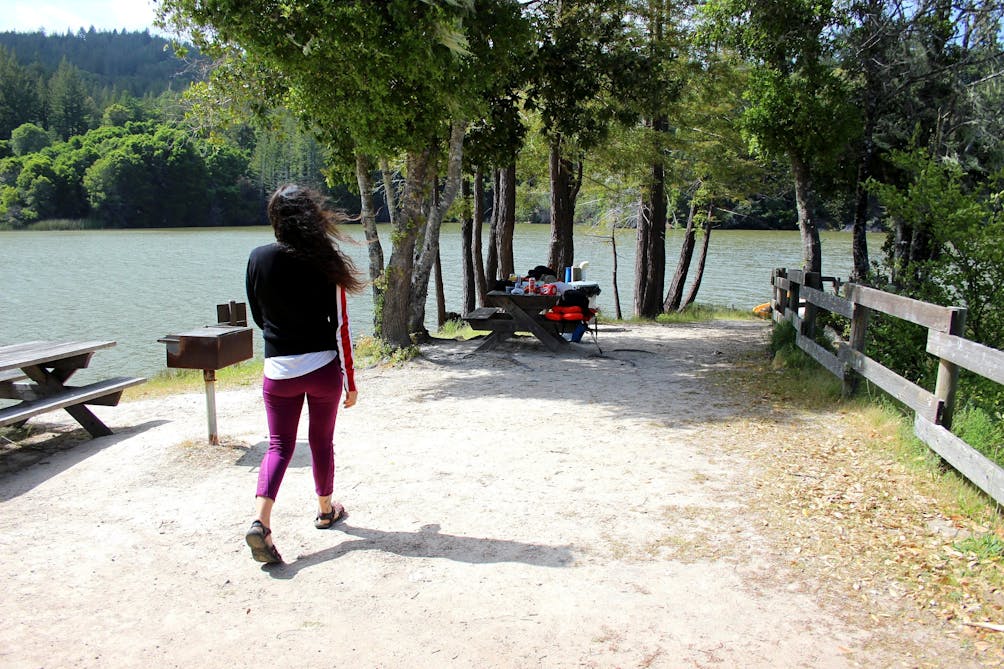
[0, 30, 358, 229]
[0, 29, 202, 97]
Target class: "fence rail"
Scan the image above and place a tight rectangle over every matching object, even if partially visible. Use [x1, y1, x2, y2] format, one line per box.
[770, 268, 1004, 506]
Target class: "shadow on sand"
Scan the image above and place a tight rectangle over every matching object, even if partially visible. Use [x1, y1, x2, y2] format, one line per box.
[263, 521, 574, 578]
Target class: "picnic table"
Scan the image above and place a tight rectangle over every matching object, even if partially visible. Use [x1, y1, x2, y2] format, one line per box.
[0, 340, 145, 437]
[464, 291, 568, 353]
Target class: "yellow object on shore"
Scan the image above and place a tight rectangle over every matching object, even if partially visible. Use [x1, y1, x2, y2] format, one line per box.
[752, 302, 772, 319]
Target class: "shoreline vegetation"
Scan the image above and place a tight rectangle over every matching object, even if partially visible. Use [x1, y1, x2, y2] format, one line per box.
[5, 217, 865, 233]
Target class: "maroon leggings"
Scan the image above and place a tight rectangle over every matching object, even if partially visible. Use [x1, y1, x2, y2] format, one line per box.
[256, 358, 343, 500]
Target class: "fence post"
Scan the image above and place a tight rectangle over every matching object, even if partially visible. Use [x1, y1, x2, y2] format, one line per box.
[803, 271, 821, 338]
[842, 284, 869, 397]
[771, 268, 786, 318]
[934, 307, 967, 428]
[788, 273, 801, 332]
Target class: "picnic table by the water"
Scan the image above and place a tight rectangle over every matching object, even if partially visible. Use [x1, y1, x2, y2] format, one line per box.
[464, 292, 567, 352]
[0, 340, 145, 437]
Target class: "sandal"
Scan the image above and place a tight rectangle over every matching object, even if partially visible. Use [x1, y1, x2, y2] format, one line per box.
[314, 501, 345, 529]
[245, 520, 282, 563]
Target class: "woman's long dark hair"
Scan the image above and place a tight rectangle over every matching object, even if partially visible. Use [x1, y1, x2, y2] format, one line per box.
[267, 184, 364, 293]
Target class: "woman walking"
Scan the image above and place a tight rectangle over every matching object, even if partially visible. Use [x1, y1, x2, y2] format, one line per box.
[244, 184, 363, 564]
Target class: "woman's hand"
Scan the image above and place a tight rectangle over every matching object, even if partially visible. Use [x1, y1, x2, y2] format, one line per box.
[343, 390, 358, 408]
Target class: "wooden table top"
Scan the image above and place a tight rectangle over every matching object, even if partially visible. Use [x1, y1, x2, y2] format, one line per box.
[0, 340, 116, 372]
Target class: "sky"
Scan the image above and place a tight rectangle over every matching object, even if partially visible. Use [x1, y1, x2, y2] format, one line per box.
[3, 0, 160, 35]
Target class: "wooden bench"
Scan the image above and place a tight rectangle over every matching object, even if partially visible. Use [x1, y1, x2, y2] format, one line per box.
[0, 369, 27, 384]
[463, 306, 517, 333]
[0, 376, 146, 433]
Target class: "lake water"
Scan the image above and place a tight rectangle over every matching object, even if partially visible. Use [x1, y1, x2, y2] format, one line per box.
[0, 225, 878, 379]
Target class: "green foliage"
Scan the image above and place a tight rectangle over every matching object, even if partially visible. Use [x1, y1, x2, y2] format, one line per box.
[958, 371, 1004, 425]
[655, 303, 757, 324]
[869, 150, 1004, 349]
[10, 123, 52, 155]
[0, 30, 204, 100]
[762, 322, 845, 403]
[163, 0, 490, 158]
[864, 310, 935, 387]
[859, 148, 1004, 468]
[741, 66, 859, 166]
[699, 0, 860, 166]
[768, 318, 795, 353]
[527, 0, 642, 152]
[952, 402, 1004, 465]
[102, 103, 135, 127]
[434, 318, 474, 340]
[140, 358, 264, 397]
[26, 218, 103, 230]
[353, 335, 420, 366]
[1, 120, 253, 228]
[768, 318, 836, 373]
[84, 125, 209, 227]
[954, 534, 1004, 561]
[857, 152, 1000, 461]
[0, 45, 42, 140]
[48, 60, 96, 140]
[458, 1, 533, 171]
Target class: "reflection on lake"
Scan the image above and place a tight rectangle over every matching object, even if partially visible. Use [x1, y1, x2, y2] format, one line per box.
[0, 224, 880, 379]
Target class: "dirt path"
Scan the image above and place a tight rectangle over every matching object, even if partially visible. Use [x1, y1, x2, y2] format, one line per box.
[0, 321, 991, 667]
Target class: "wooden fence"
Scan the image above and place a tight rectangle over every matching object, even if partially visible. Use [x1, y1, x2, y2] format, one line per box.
[770, 268, 1004, 506]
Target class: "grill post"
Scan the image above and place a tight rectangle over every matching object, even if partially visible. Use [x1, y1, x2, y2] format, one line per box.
[204, 369, 218, 445]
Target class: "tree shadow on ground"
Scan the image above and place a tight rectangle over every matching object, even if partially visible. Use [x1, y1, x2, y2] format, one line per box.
[263, 521, 574, 579]
[411, 321, 773, 428]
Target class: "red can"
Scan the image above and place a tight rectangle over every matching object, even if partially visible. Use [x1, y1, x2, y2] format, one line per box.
[527, 278, 536, 294]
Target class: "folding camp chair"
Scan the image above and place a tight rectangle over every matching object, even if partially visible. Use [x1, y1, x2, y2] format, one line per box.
[543, 306, 602, 354]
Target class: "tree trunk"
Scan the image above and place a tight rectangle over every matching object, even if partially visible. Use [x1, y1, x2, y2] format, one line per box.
[460, 177, 476, 316]
[891, 217, 909, 287]
[547, 136, 580, 274]
[434, 248, 447, 327]
[850, 80, 877, 284]
[664, 202, 697, 313]
[680, 213, 713, 311]
[634, 117, 668, 318]
[496, 163, 516, 279]
[473, 168, 488, 305]
[355, 152, 385, 332]
[611, 226, 622, 320]
[849, 0, 884, 285]
[485, 168, 500, 284]
[380, 158, 397, 227]
[851, 163, 872, 284]
[408, 120, 467, 338]
[790, 154, 822, 274]
[382, 147, 432, 348]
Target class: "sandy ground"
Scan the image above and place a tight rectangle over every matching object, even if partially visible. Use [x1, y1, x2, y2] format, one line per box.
[0, 321, 990, 668]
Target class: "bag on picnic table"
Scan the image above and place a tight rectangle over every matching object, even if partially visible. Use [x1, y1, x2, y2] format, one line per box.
[557, 289, 590, 314]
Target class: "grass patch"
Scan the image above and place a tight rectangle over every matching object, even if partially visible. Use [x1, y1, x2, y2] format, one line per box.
[954, 533, 1004, 560]
[127, 359, 264, 400]
[27, 218, 105, 231]
[354, 335, 419, 366]
[952, 404, 1004, 465]
[654, 303, 759, 324]
[431, 318, 480, 341]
